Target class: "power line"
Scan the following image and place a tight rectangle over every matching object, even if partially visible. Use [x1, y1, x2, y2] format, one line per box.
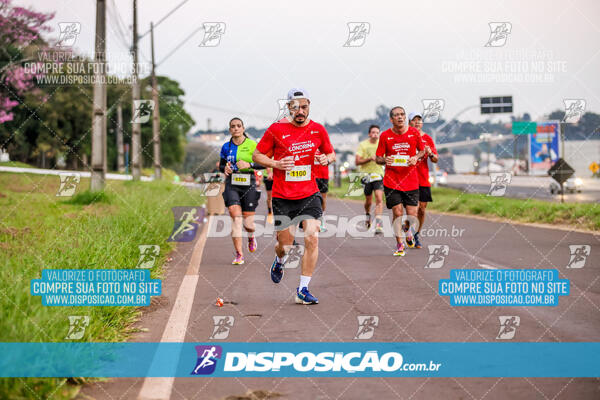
[110, 0, 130, 38]
[156, 25, 204, 67]
[106, 0, 131, 50]
[139, 0, 189, 39]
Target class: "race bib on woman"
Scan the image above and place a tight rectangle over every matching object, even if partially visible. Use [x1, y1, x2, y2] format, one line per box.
[231, 173, 251, 186]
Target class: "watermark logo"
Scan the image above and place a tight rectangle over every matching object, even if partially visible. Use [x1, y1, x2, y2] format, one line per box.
[283, 244, 304, 269]
[496, 316, 520, 339]
[168, 207, 204, 242]
[485, 22, 512, 47]
[345, 172, 368, 197]
[199, 22, 226, 47]
[562, 99, 586, 123]
[422, 99, 445, 123]
[200, 173, 224, 197]
[275, 99, 292, 122]
[425, 245, 449, 269]
[210, 316, 234, 339]
[56, 173, 80, 197]
[566, 245, 590, 269]
[131, 100, 155, 124]
[65, 316, 89, 340]
[56, 22, 81, 47]
[137, 245, 160, 269]
[354, 316, 379, 339]
[487, 172, 512, 196]
[191, 345, 222, 375]
[343, 22, 370, 47]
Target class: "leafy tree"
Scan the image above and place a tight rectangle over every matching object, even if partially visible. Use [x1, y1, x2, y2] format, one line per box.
[0, 0, 53, 124]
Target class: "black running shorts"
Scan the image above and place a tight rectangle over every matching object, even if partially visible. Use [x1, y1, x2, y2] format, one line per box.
[419, 186, 433, 203]
[272, 192, 323, 230]
[264, 178, 273, 191]
[383, 186, 419, 208]
[315, 178, 329, 194]
[364, 179, 384, 196]
[222, 183, 261, 212]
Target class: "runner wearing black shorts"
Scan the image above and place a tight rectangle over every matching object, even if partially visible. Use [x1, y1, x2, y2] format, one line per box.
[355, 124, 385, 233]
[220, 117, 265, 265]
[409, 112, 438, 249]
[253, 88, 335, 305]
[375, 106, 425, 256]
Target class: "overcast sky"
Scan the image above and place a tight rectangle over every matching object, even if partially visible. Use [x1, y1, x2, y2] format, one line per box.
[19, 0, 600, 132]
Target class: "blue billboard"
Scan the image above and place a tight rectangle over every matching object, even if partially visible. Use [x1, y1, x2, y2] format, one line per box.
[529, 121, 560, 175]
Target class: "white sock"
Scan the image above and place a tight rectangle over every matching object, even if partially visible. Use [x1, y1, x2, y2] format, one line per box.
[300, 275, 311, 289]
[276, 254, 286, 264]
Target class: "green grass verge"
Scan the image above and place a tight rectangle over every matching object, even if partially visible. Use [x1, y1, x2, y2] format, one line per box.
[329, 178, 600, 231]
[0, 161, 35, 168]
[0, 172, 205, 399]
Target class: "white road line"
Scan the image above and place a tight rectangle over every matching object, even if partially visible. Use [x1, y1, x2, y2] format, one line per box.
[137, 216, 212, 400]
[478, 264, 498, 270]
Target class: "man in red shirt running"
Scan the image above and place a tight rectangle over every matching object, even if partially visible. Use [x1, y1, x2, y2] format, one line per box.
[375, 106, 425, 256]
[409, 112, 438, 249]
[253, 88, 335, 305]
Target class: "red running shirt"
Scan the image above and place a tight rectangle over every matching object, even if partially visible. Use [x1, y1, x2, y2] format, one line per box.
[416, 133, 437, 188]
[375, 126, 424, 191]
[256, 120, 334, 200]
[313, 149, 330, 179]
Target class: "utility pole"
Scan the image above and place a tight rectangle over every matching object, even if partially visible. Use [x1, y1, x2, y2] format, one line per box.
[90, 0, 106, 191]
[131, 0, 141, 180]
[116, 102, 125, 172]
[150, 22, 161, 180]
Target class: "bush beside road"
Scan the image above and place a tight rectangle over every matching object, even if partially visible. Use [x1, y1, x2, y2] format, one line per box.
[0, 172, 204, 399]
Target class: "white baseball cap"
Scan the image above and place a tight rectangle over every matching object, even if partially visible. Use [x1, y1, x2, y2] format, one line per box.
[287, 88, 310, 102]
[408, 111, 423, 121]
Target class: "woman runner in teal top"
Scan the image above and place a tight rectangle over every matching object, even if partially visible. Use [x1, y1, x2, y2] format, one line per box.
[219, 117, 265, 265]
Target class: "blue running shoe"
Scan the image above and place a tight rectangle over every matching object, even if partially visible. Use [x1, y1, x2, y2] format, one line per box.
[404, 226, 415, 248]
[414, 231, 422, 249]
[295, 287, 319, 304]
[270, 257, 284, 283]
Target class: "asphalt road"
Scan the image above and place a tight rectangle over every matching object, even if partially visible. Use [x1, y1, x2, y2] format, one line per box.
[83, 197, 600, 400]
[443, 182, 600, 203]
[442, 174, 600, 203]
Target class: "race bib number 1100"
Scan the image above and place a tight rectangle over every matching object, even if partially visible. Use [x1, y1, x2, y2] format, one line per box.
[285, 165, 311, 181]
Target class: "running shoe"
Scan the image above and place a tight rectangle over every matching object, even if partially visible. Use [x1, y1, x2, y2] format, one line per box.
[404, 226, 415, 248]
[414, 232, 422, 249]
[365, 213, 371, 229]
[267, 213, 274, 225]
[393, 242, 405, 257]
[248, 236, 257, 253]
[375, 219, 383, 235]
[270, 257, 284, 283]
[320, 219, 327, 232]
[295, 287, 319, 304]
[232, 252, 244, 265]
